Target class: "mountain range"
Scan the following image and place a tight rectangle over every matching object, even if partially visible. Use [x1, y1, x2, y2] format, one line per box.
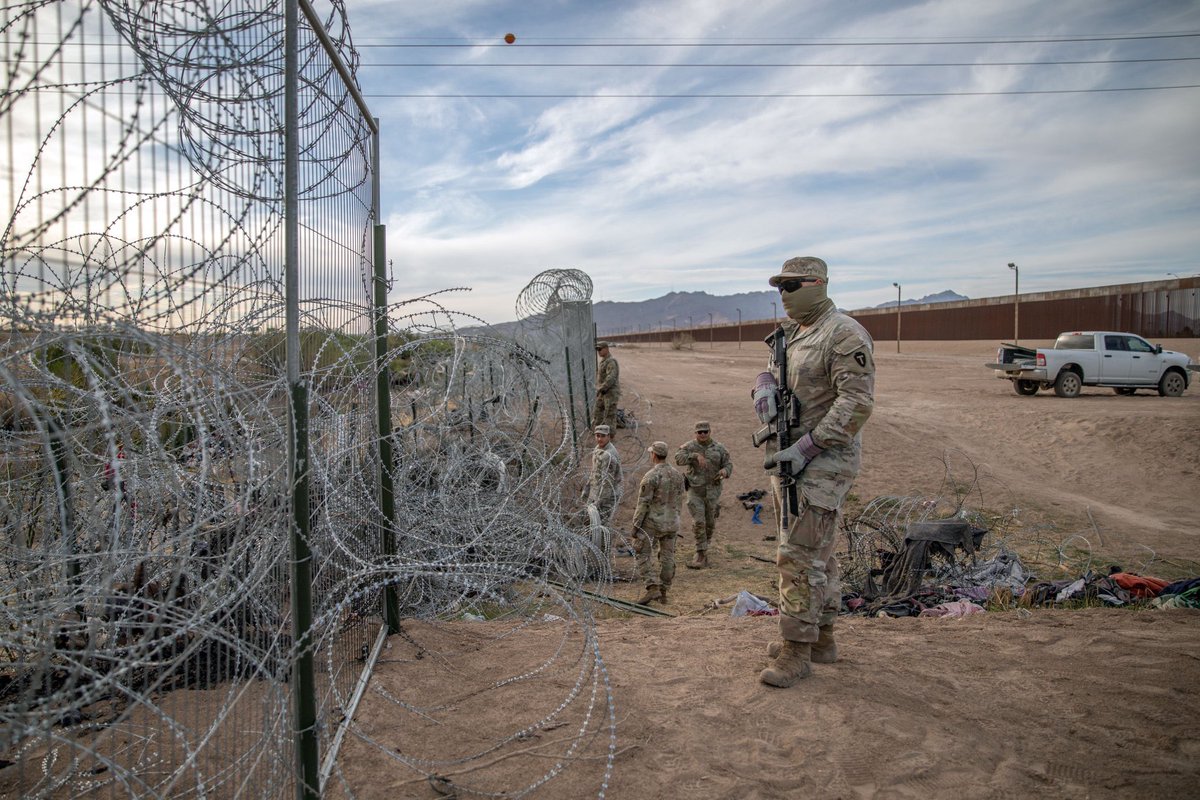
[594, 289, 968, 336]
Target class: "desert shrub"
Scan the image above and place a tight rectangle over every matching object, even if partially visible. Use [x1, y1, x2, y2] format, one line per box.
[671, 333, 695, 351]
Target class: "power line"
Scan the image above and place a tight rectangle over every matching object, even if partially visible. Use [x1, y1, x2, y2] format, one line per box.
[358, 56, 1200, 68]
[364, 84, 1200, 99]
[352, 32, 1200, 47]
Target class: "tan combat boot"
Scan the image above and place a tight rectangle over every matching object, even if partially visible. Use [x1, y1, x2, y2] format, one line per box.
[811, 624, 838, 664]
[659, 587, 669, 605]
[686, 550, 706, 569]
[759, 642, 812, 687]
[770, 626, 838, 663]
[635, 586, 661, 605]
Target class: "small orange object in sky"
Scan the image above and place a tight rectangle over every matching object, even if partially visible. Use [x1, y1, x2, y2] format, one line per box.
[504, 33, 516, 44]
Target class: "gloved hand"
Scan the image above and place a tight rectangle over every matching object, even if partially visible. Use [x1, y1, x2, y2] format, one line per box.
[752, 371, 778, 424]
[763, 432, 823, 471]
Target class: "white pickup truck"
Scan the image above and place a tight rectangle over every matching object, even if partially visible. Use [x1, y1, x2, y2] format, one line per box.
[986, 331, 1192, 398]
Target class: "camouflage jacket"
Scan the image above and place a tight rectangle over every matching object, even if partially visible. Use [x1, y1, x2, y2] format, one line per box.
[781, 308, 875, 510]
[586, 441, 622, 506]
[633, 462, 685, 532]
[597, 355, 620, 397]
[674, 439, 732, 490]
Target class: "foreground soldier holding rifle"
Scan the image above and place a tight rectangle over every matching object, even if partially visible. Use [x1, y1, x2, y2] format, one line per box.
[751, 256, 876, 688]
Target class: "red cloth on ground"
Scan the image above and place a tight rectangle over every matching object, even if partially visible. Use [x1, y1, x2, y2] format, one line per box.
[1109, 572, 1169, 598]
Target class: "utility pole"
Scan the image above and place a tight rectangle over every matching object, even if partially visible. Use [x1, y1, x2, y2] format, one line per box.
[708, 312, 714, 348]
[892, 282, 901, 354]
[736, 307, 742, 349]
[1008, 262, 1019, 344]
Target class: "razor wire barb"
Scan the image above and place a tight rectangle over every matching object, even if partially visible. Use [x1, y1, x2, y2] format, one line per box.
[2, 2, 616, 798]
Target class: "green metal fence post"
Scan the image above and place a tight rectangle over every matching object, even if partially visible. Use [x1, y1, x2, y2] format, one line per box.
[369, 117, 399, 631]
[372, 212, 399, 630]
[564, 347, 577, 450]
[285, 2, 320, 796]
[580, 355, 592, 432]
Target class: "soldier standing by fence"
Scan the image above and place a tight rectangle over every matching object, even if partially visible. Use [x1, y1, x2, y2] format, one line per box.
[593, 341, 620, 435]
[674, 421, 732, 570]
[582, 424, 622, 532]
[757, 256, 875, 689]
[632, 441, 685, 606]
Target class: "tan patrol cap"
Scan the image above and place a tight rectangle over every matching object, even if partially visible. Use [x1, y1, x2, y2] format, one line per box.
[769, 256, 828, 287]
[694, 421, 711, 432]
[594, 424, 612, 435]
[647, 441, 668, 457]
[595, 340, 610, 350]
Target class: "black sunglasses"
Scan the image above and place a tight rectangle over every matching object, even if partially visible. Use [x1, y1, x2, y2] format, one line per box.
[777, 278, 820, 293]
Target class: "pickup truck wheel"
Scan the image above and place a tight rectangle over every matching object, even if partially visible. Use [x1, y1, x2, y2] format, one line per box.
[1013, 379, 1039, 396]
[1113, 387, 1136, 396]
[1053, 370, 1082, 398]
[1158, 370, 1186, 397]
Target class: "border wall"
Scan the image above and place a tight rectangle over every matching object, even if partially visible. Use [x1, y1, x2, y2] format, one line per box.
[607, 277, 1200, 346]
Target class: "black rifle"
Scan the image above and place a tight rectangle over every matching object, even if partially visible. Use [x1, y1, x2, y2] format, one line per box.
[751, 326, 800, 528]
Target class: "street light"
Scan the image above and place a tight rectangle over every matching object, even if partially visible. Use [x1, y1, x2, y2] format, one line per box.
[892, 282, 901, 353]
[708, 312, 714, 348]
[736, 307, 742, 349]
[1008, 262, 1019, 344]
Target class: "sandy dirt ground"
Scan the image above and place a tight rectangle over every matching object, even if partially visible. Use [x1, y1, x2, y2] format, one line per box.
[344, 338, 1200, 799]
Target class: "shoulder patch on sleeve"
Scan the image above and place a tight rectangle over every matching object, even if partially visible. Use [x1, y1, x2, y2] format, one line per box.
[835, 342, 874, 375]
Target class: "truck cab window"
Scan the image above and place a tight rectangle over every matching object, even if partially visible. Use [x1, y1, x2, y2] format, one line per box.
[1126, 337, 1155, 353]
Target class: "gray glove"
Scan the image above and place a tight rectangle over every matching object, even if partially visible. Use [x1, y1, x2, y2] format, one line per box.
[763, 432, 823, 471]
[751, 371, 778, 424]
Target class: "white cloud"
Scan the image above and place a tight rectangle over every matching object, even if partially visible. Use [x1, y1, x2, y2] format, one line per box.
[354, 0, 1200, 322]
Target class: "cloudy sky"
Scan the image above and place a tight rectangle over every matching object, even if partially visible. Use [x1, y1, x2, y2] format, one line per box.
[350, 0, 1200, 323]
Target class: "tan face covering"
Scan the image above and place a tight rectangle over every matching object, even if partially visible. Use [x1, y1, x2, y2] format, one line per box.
[780, 283, 834, 325]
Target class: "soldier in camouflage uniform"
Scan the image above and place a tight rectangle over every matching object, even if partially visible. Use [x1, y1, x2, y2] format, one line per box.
[632, 441, 686, 605]
[757, 256, 875, 688]
[582, 424, 622, 530]
[674, 421, 732, 570]
[593, 341, 620, 435]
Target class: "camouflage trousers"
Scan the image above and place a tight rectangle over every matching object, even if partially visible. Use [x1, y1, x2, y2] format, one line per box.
[776, 499, 841, 643]
[633, 523, 677, 590]
[593, 392, 619, 434]
[686, 486, 721, 552]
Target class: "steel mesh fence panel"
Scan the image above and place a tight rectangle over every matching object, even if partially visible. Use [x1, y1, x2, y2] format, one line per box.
[0, 1, 380, 796]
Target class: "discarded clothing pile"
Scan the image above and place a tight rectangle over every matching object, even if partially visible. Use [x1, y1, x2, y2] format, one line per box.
[1153, 578, 1200, 609]
[1021, 570, 1200, 608]
[842, 586, 992, 618]
[842, 523, 1016, 618]
[712, 590, 779, 617]
[736, 489, 768, 510]
[1023, 571, 1132, 606]
[866, 520, 989, 599]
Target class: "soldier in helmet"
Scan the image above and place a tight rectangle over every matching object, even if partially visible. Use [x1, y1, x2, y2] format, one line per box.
[674, 421, 732, 569]
[593, 341, 620, 435]
[632, 441, 685, 605]
[757, 256, 875, 688]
